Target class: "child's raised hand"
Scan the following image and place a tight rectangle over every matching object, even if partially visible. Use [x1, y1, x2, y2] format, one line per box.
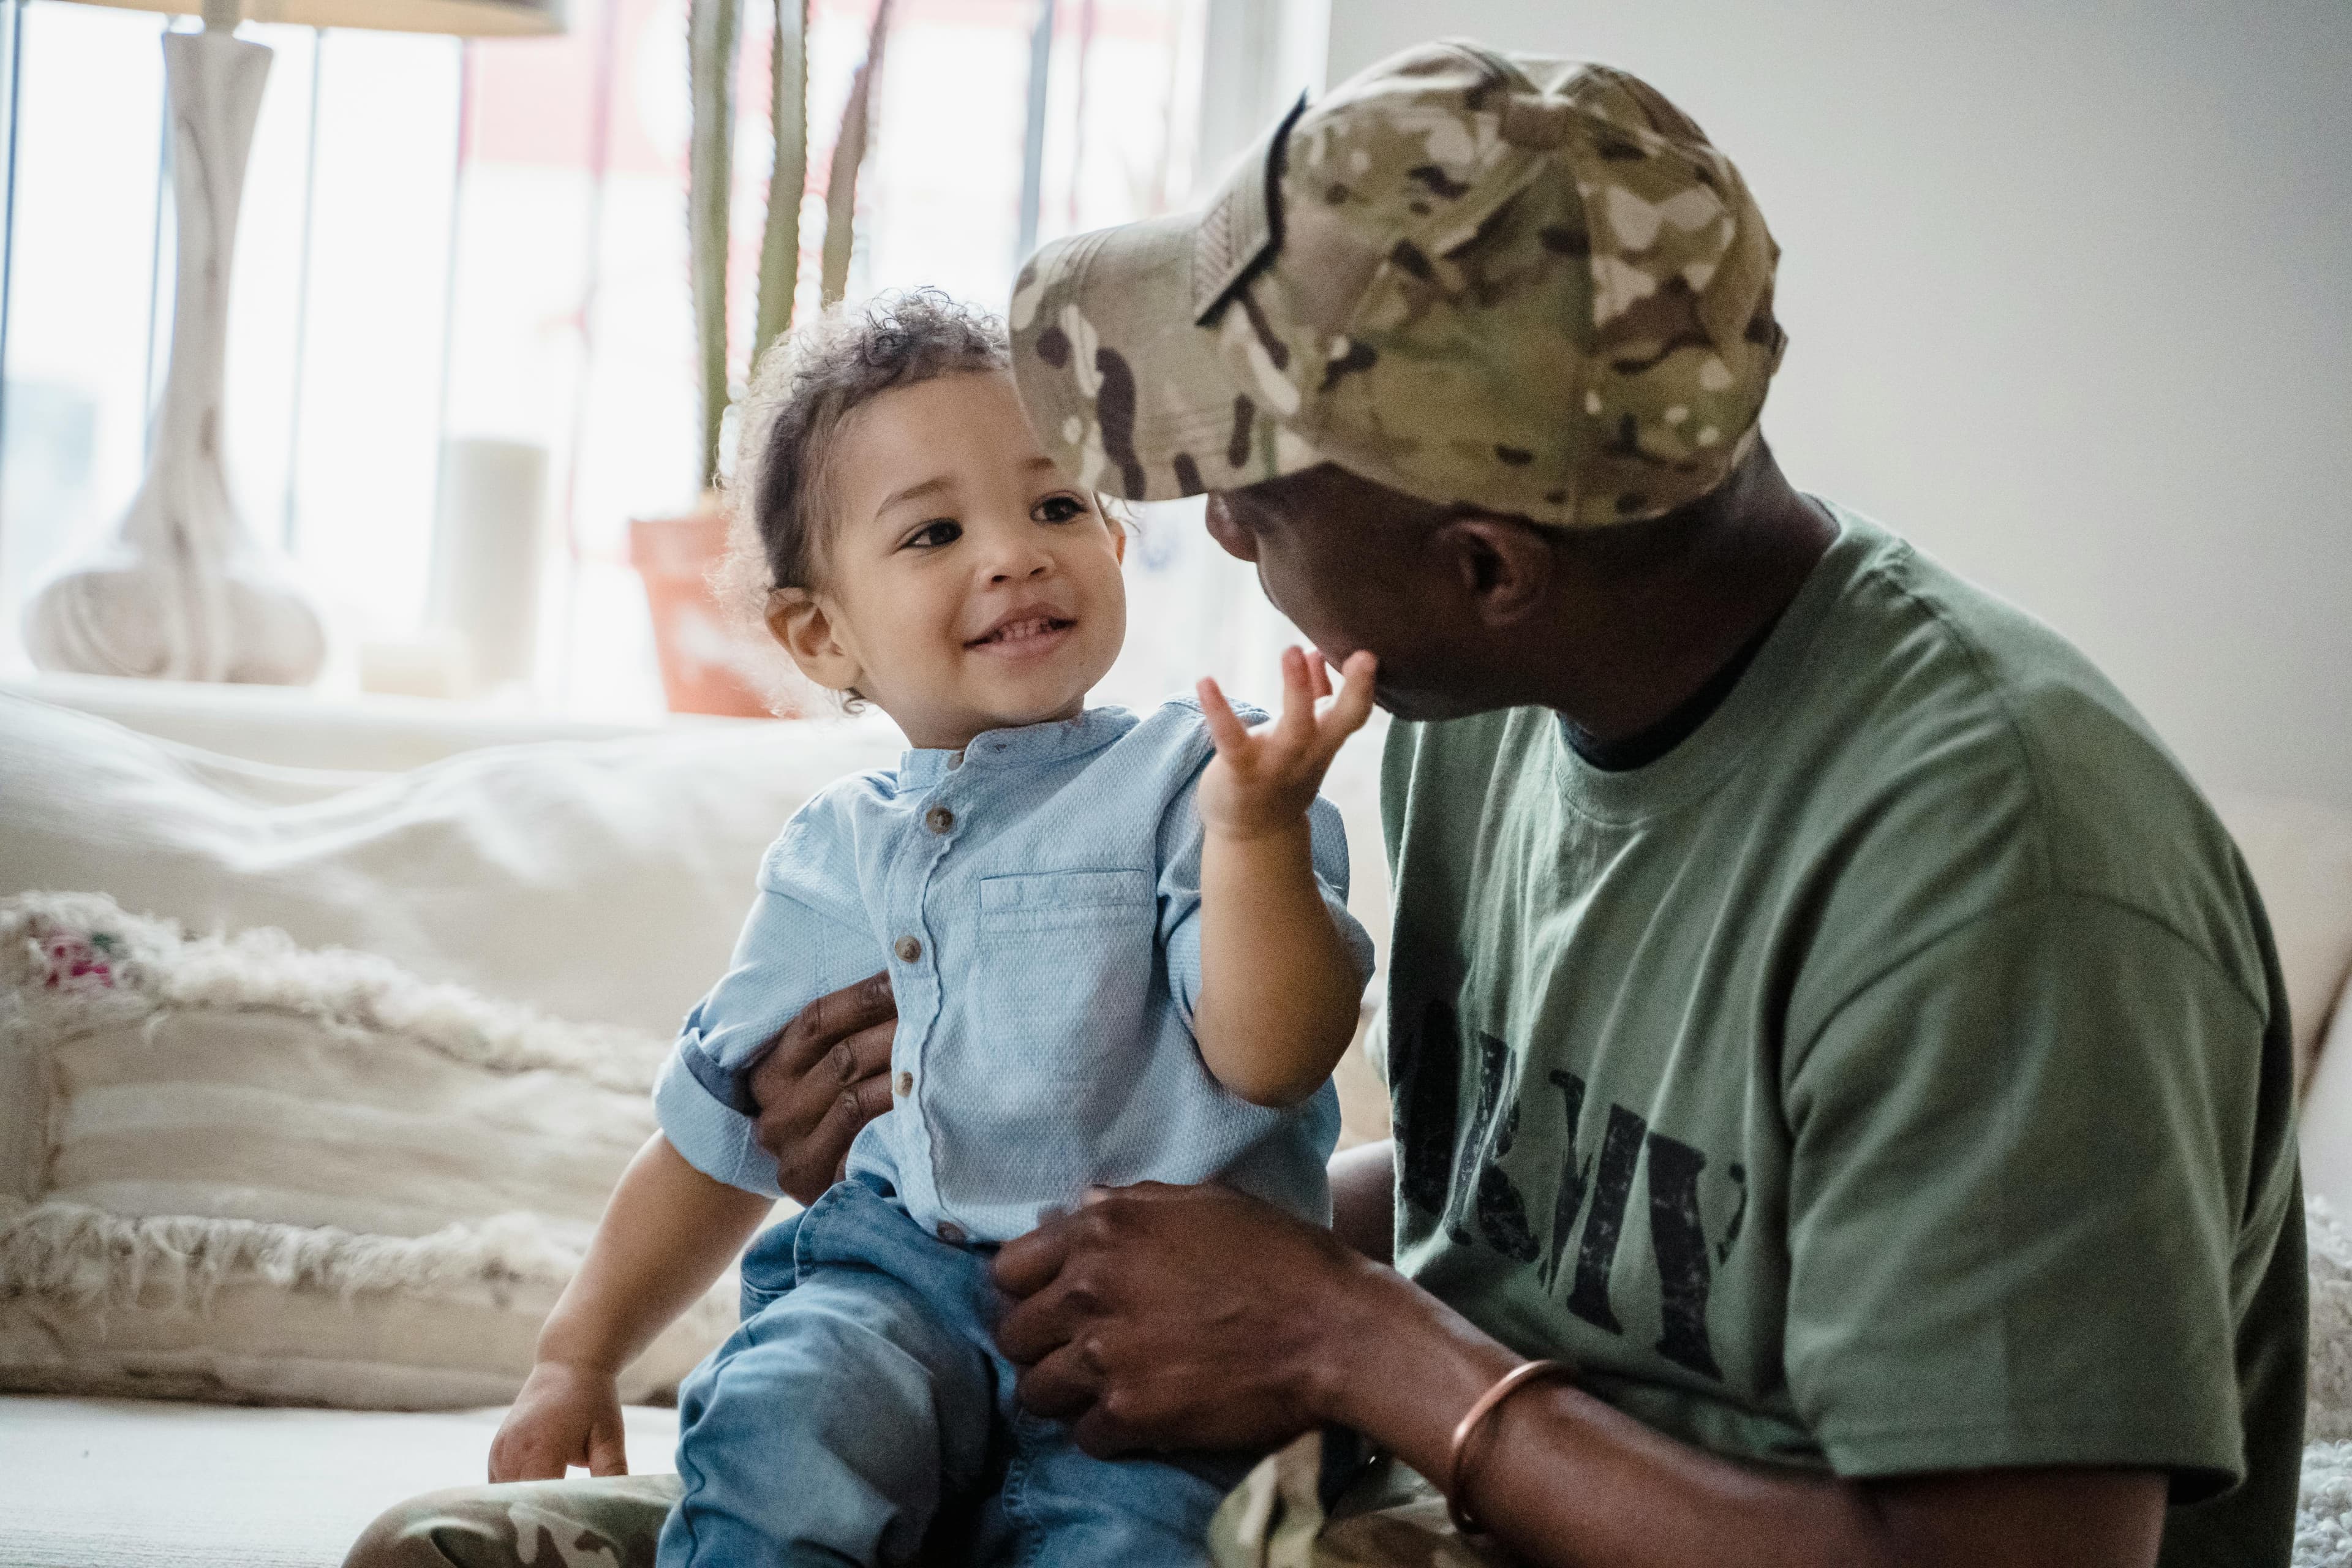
[1195, 647, 1378, 840]
[488, 1360, 630, 1482]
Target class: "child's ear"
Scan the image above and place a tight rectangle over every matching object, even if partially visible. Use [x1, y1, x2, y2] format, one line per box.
[1106, 504, 1128, 564]
[766, 588, 865, 695]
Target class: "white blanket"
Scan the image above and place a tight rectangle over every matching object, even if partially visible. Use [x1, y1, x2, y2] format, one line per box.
[0, 1395, 678, 1568]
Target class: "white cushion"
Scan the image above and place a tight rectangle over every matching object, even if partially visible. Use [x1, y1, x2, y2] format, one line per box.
[0, 892, 737, 1409]
[2215, 793, 2352, 1091]
[2304, 979, 2352, 1208]
[0, 692, 904, 1039]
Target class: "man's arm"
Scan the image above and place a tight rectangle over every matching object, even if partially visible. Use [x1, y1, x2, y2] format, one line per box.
[1325, 1232, 2166, 1568]
[992, 1180, 2166, 1568]
[1327, 1136, 1396, 1263]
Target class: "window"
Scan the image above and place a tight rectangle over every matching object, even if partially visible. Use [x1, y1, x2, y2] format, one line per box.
[0, 0, 1309, 719]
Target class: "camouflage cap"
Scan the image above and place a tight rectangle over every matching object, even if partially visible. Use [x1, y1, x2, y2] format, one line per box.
[1008, 40, 1787, 527]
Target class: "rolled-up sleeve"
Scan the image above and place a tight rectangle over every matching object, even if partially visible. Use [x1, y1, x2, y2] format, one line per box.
[1158, 785, 1376, 1029]
[655, 1011, 783, 1196]
[655, 812, 886, 1197]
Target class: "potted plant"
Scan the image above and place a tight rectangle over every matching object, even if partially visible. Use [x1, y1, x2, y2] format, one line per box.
[631, 0, 892, 717]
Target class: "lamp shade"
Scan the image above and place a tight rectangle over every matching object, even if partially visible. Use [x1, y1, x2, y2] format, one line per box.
[63, 0, 560, 37]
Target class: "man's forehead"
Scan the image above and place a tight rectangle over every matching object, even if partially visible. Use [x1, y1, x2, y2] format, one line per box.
[1216, 465, 1493, 542]
[1219, 462, 1407, 518]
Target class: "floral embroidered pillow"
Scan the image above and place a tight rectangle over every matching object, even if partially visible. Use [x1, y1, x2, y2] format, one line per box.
[0, 891, 743, 1409]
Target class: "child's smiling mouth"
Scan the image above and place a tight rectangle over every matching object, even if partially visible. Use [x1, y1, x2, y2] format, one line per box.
[965, 613, 1077, 652]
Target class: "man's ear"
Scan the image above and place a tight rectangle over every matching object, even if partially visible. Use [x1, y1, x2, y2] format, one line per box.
[1428, 513, 1556, 628]
[766, 588, 865, 694]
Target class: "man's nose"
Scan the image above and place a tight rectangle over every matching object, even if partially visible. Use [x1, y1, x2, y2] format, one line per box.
[1204, 495, 1256, 562]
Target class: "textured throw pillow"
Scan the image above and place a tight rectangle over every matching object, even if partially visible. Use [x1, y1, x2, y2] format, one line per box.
[2304, 1198, 2352, 1566]
[2309, 1196, 2352, 1444]
[0, 892, 750, 1410]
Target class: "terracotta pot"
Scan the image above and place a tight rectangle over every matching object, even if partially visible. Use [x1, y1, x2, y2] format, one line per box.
[628, 500, 796, 719]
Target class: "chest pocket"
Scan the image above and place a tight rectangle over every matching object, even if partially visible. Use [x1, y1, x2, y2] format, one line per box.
[976, 869, 1158, 1081]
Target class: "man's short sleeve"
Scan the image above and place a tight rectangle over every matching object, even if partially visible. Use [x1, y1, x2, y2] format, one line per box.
[1784, 891, 2274, 1493]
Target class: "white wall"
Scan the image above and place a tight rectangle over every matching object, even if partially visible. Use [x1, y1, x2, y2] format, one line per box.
[1321, 0, 2352, 810]
[1196, 0, 1333, 187]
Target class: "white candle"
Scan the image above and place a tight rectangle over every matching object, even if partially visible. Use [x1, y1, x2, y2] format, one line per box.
[428, 437, 548, 694]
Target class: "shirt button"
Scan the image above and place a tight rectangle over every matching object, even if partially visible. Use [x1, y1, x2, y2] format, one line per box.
[893, 1069, 914, 1096]
[925, 805, 955, 834]
[935, 1221, 967, 1245]
[894, 935, 922, 963]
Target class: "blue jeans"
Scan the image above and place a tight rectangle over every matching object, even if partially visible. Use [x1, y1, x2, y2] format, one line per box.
[659, 1175, 1262, 1568]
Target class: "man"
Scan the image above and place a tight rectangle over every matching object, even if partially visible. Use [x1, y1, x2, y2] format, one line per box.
[347, 39, 2301, 1568]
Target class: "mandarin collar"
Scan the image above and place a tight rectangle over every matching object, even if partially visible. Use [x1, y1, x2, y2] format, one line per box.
[896, 706, 1137, 786]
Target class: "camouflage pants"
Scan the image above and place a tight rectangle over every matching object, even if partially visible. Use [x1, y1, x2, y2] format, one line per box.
[342, 1433, 1513, 1568]
[1205, 1431, 1517, 1568]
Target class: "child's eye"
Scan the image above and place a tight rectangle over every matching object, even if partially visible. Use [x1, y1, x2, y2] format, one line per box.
[1034, 494, 1090, 525]
[902, 519, 962, 550]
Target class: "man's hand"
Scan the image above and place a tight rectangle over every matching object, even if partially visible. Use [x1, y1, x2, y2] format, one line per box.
[1196, 647, 1376, 841]
[488, 1360, 628, 1481]
[994, 1172, 2165, 1568]
[744, 971, 898, 1205]
[992, 1181, 1376, 1457]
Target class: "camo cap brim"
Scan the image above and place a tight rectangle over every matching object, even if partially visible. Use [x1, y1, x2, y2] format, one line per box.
[1009, 39, 1788, 527]
[1008, 117, 1322, 507]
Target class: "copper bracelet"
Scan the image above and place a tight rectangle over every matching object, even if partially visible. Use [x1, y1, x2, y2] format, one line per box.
[1445, 1358, 1574, 1536]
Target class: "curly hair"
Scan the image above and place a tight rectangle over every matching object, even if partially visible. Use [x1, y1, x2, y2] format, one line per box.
[718, 288, 1012, 617]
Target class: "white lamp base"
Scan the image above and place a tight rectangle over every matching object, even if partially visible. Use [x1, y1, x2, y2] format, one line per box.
[26, 26, 326, 686]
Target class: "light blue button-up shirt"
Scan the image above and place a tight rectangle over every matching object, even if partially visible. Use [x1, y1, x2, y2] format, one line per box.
[654, 698, 1374, 1242]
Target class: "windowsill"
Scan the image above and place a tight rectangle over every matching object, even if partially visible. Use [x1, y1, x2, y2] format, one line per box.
[3, 670, 764, 773]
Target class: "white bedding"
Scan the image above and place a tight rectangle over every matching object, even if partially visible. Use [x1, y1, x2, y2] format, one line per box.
[10, 1393, 2352, 1566]
[0, 1395, 678, 1568]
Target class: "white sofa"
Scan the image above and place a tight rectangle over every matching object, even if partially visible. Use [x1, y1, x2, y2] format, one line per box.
[1, 678, 2348, 1568]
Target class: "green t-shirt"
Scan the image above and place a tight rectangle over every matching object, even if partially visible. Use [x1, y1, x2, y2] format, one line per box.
[1379, 507, 2304, 1564]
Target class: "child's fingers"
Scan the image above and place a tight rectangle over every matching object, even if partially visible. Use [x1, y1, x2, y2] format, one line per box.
[1195, 676, 1253, 757]
[587, 1416, 630, 1477]
[491, 1430, 558, 1483]
[1319, 651, 1379, 742]
[1308, 654, 1333, 703]
[1275, 647, 1317, 745]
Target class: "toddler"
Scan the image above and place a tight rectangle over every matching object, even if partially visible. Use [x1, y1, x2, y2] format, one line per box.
[489, 290, 1376, 1567]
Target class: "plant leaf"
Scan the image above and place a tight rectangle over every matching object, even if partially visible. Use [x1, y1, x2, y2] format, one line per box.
[688, 0, 743, 491]
[820, 0, 894, 308]
[752, 0, 809, 361]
